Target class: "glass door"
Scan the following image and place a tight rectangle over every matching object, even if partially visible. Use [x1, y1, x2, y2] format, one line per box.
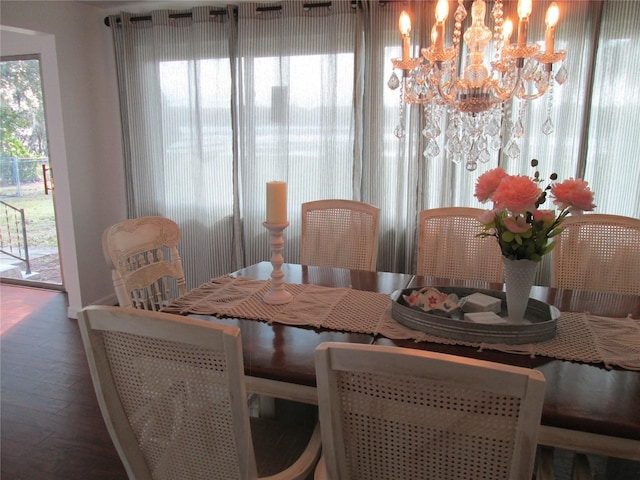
[0, 55, 62, 288]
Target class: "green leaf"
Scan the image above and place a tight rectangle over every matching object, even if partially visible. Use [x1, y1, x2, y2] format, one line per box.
[501, 231, 514, 243]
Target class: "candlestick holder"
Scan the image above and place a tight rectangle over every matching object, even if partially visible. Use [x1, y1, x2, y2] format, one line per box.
[262, 221, 293, 305]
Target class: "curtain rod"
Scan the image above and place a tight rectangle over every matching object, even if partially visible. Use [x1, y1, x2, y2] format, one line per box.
[104, 8, 228, 27]
[104, 2, 353, 27]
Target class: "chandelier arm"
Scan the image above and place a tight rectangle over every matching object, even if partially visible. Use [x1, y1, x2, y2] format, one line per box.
[516, 87, 550, 101]
[515, 69, 552, 101]
[432, 64, 459, 105]
[488, 67, 522, 101]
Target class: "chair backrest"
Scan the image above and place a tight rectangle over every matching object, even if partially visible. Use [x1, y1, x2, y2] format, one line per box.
[77, 305, 257, 480]
[102, 216, 187, 309]
[301, 200, 380, 271]
[416, 207, 503, 282]
[551, 213, 640, 295]
[314, 342, 546, 480]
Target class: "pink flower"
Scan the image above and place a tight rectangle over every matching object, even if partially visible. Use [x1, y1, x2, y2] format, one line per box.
[491, 175, 542, 214]
[503, 215, 531, 233]
[477, 209, 497, 224]
[532, 209, 556, 223]
[474, 167, 507, 203]
[550, 179, 596, 214]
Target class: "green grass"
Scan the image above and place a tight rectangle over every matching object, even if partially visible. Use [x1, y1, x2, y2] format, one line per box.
[0, 182, 58, 247]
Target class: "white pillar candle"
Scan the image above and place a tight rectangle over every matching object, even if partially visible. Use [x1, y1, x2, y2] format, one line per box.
[266, 181, 287, 224]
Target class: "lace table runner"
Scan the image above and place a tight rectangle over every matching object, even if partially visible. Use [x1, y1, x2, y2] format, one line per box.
[164, 276, 640, 371]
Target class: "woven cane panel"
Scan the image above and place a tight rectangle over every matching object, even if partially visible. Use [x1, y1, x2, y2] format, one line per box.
[335, 370, 519, 479]
[553, 217, 640, 295]
[417, 210, 503, 283]
[302, 208, 377, 271]
[164, 277, 640, 370]
[101, 331, 243, 480]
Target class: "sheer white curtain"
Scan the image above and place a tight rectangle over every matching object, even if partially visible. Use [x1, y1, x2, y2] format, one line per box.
[110, 1, 639, 290]
[584, 0, 640, 215]
[233, 1, 358, 268]
[110, 7, 235, 289]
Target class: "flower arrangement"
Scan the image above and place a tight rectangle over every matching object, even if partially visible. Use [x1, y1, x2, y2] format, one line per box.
[475, 159, 596, 262]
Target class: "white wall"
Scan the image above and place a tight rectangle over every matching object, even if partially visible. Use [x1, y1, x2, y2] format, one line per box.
[1, 1, 128, 317]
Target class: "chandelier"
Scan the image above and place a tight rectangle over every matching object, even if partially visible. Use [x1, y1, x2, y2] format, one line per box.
[388, 0, 568, 171]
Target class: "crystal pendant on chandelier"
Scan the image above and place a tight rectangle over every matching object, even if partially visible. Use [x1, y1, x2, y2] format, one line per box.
[555, 64, 568, 85]
[387, 71, 400, 90]
[542, 117, 554, 136]
[389, 0, 568, 170]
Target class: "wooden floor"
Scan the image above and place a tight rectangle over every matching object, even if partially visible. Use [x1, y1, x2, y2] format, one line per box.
[1, 284, 128, 479]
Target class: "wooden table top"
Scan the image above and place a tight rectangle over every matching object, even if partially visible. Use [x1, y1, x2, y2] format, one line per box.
[207, 262, 640, 445]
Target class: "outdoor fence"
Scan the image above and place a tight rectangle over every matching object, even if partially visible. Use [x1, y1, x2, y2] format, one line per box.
[0, 157, 49, 197]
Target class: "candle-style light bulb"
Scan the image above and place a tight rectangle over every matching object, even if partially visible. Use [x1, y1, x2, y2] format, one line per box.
[435, 0, 449, 23]
[399, 10, 411, 36]
[517, 0, 532, 19]
[434, 0, 449, 51]
[399, 10, 411, 62]
[545, 2, 560, 53]
[516, 0, 532, 47]
[503, 18, 513, 45]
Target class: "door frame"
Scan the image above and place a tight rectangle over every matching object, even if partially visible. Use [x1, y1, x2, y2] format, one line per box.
[1, 26, 80, 306]
[0, 56, 63, 290]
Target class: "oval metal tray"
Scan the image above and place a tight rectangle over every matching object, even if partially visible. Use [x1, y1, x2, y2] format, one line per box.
[391, 286, 559, 345]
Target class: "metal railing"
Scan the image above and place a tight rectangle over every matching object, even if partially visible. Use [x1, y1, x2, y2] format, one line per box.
[0, 200, 31, 275]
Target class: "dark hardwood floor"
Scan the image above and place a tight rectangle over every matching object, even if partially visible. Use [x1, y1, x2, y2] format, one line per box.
[1, 284, 128, 479]
[0, 284, 127, 480]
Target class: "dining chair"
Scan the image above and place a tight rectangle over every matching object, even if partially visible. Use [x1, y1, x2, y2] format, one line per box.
[102, 216, 187, 310]
[301, 199, 380, 271]
[551, 213, 640, 295]
[78, 305, 321, 480]
[416, 207, 504, 282]
[313, 342, 547, 480]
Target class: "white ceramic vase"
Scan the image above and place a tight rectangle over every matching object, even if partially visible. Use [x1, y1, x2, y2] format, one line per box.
[503, 258, 538, 321]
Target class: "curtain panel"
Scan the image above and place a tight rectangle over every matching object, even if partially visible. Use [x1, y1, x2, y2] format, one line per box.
[110, 1, 639, 290]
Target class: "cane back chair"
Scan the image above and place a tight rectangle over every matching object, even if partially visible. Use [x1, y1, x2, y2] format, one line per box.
[416, 207, 504, 282]
[301, 200, 380, 271]
[78, 305, 321, 480]
[314, 342, 546, 480]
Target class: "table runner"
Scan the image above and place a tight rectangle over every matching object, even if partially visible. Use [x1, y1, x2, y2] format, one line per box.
[164, 276, 640, 371]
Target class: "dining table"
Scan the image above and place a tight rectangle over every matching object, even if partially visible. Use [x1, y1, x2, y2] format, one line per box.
[164, 261, 640, 461]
